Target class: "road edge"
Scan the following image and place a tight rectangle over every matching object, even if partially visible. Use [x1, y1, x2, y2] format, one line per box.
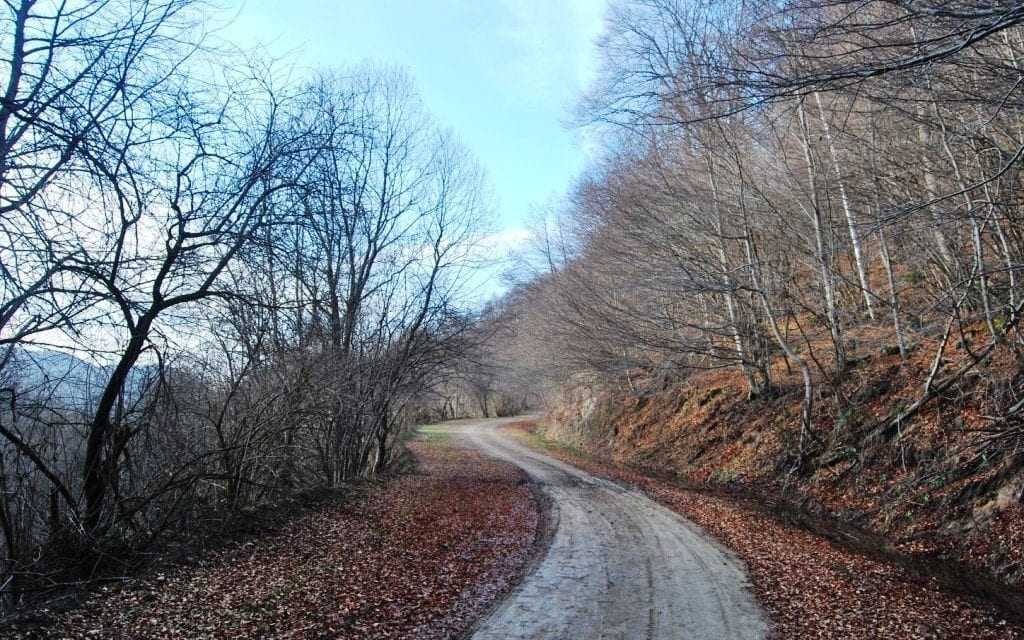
[452, 437, 558, 640]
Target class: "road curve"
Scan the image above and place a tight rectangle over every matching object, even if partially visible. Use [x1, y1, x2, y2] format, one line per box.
[452, 418, 768, 640]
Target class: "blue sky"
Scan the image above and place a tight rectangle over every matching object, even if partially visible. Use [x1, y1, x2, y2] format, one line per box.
[225, 1, 608, 291]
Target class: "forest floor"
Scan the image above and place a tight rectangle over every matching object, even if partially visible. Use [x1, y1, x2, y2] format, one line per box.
[10, 427, 539, 640]
[504, 419, 1024, 639]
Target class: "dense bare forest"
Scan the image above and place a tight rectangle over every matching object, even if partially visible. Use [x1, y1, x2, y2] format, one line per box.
[477, 0, 1024, 593]
[0, 0, 492, 613]
[9, 0, 1024, 637]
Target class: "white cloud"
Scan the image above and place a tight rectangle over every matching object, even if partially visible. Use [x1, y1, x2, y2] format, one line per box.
[490, 0, 608, 109]
[478, 227, 532, 255]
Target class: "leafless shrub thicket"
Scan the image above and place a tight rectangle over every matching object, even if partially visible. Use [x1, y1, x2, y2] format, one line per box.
[0, 0, 489, 612]
[498, 1, 1024, 460]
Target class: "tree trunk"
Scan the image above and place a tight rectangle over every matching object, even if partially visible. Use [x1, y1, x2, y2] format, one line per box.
[814, 92, 876, 321]
[706, 153, 759, 393]
[83, 314, 155, 534]
[798, 101, 846, 372]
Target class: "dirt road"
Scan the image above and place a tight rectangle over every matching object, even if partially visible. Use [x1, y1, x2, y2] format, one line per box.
[453, 418, 768, 640]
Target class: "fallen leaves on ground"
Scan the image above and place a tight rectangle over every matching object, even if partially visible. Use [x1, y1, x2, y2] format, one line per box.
[16, 440, 537, 640]
[506, 422, 1021, 639]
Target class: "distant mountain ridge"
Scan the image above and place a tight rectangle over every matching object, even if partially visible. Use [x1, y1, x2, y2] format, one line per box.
[2, 346, 155, 411]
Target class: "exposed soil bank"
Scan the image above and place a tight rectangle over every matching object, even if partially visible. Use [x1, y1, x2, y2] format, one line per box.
[542, 334, 1024, 599]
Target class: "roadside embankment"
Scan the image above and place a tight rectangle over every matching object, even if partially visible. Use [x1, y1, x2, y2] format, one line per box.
[506, 419, 1022, 639]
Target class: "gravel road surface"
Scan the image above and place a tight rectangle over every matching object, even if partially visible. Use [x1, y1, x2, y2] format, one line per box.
[454, 418, 768, 640]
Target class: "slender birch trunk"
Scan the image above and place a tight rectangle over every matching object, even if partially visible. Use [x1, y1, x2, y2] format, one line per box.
[975, 141, 1018, 322]
[868, 124, 908, 359]
[798, 100, 846, 372]
[705, 151, 758, 393]
[935, 106, 997, 340]
[814, 92, 876, 321]
[908, 25, 959, 281]
[744, 216, 816, 460]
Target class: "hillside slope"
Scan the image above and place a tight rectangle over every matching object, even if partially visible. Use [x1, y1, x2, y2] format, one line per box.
[540, 332, 1024, 598]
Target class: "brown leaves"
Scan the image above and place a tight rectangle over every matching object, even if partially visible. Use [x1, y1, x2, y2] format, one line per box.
[19, 441, 538, 640]
[511, 426, 1022, 640]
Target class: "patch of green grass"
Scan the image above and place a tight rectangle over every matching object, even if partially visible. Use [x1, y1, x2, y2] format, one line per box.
[414, 424, 454, 444]
[507, 424, 585, 458]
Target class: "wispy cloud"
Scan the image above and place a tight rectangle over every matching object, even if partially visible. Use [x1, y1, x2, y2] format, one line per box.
[488, 0, 607, 110]
[478, 227, 532, 257]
